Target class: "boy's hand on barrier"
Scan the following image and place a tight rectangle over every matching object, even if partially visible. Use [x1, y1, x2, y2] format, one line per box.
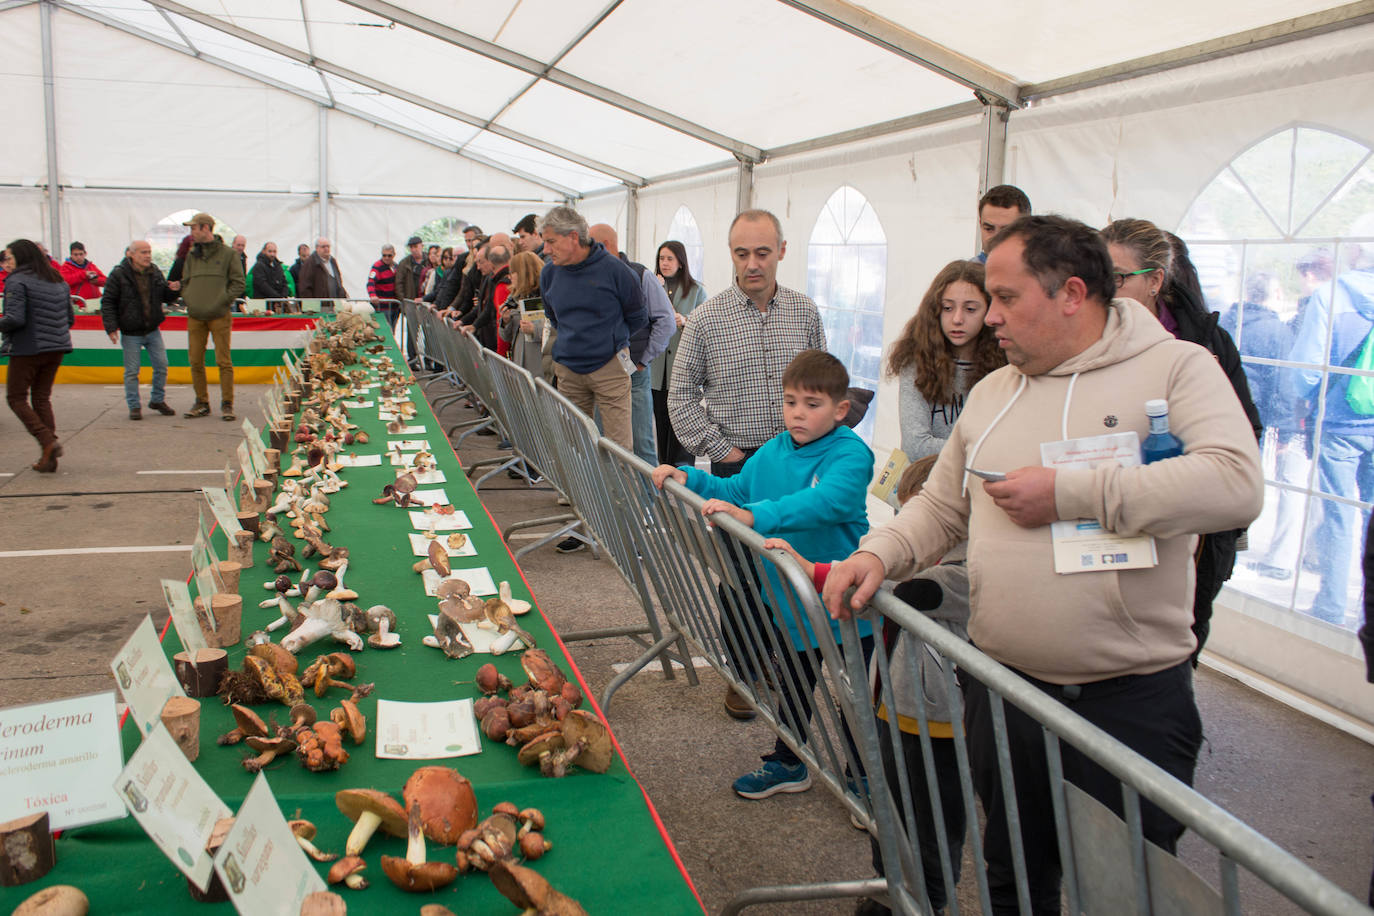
[762, 538, 816, 580]
[822, 552, 886, 620]
[701, 500, 753, 528]
[651, 465, 686, 489]
[983, 466, 1058, 529]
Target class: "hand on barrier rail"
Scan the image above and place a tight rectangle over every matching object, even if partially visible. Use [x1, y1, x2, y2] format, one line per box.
[650, 464, 686, 489]
[761, 538, 816, 580]
[821, 550, 885, 620]
[982, 466, 1059, 529]
[701, 499, 753, 528]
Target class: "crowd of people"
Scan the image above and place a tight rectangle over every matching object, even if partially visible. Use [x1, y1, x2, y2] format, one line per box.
[3, 188, 1371, 911]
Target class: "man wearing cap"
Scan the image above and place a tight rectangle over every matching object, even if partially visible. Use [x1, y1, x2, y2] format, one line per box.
[179, 212, 245, 421]
[60, 241, 107, 300]
[395, 236, 427, 303]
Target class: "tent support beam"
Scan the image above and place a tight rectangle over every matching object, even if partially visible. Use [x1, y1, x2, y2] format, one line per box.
[317, 106, 329, 241]
[625, 188, 639, 262]
[776, 0, 1020, 107]
[0, 0, 38, 12]
[139, 0, 639, 186]
[1023, 1, 1374, 101]
[978, 101, 1010, 195]
[55, 1, 577, 198]
[40, 0, 60, 252]
[735, 159, 754, 214]
[337, 0, 764, 163]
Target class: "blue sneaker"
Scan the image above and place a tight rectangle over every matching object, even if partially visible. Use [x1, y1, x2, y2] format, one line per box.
[733, 759, 812, 799]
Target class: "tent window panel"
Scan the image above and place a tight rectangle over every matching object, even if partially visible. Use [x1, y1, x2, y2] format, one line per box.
[665, 206, 705, 283]
[1182, 126, 1374, 634]
[806, 186, 887, 443]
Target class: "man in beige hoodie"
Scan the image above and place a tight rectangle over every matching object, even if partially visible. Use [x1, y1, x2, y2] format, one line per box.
[825, 215, 1263, 915]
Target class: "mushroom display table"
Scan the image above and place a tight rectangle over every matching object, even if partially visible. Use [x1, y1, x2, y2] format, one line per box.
[1, 325, 702, 914]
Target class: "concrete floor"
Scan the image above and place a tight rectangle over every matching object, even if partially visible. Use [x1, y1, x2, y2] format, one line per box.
[1, 381, 1372, 915]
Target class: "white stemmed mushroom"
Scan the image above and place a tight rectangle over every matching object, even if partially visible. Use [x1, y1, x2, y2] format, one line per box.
[281, 597, 365, 654]
[327, 562, 357, 601]
[498, 581, 532, 616]
[365, 606, 400, 649]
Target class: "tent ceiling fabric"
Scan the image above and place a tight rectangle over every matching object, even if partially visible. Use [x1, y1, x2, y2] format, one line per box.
[17, 0, 1373, 195]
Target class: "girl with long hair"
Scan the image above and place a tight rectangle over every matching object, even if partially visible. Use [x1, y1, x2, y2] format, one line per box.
[1, 239, 76, 472]
[886, 259, 1004, 461]
[508, 250, 546, 376]
[651, 240, 708, 464]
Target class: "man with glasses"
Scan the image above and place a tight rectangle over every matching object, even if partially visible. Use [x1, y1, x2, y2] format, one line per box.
[297, 237, 347, 302]
[367, 244, 399, 308]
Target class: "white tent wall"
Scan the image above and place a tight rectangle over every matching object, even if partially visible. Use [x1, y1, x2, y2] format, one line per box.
[0, 5, 47, 185]
[0, 189, 49, 248]
[634, 169, 741, 292]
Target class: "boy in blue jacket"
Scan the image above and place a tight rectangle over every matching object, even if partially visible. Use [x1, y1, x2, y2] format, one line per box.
[652, 349, 875, 798]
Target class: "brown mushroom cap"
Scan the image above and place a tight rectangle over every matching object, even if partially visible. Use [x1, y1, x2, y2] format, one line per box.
[290, 703, 317, 728]
[427, 539, 451, 578]
[336, 699, 367, 744]
[561, 710, 614, 774]
[401, 767, 478, 845]
[299, 890, 347, 916]
[334, 789, 407, 845]
[434, 578, 469, 599]
[326, 855, 366, 885]
[11, 885, 90, 916]
[379, 856, 458, 893]
[516, 731, 566, 768]
[489, 860, 588, 916]
[288, 819, 317, 841]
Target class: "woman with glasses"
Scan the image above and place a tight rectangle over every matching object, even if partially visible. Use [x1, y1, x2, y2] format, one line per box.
[1, 239, 76, 472]
[1101, 218, 1262, 661]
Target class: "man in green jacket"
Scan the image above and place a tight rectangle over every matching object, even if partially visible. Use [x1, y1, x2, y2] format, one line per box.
[179, 212, 245, 420]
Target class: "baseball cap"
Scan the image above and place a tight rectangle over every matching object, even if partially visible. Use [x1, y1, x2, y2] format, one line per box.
[406, 236, 423, 247]
[183, 212, 215, 227]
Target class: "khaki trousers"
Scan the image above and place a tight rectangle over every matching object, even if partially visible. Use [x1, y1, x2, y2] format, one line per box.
[553, 355, 633, 450]
[187, 314, 234, 406]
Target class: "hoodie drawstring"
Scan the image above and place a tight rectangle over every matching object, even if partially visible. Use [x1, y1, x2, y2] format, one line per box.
[962, 374, 1027, 497]
[1061, 372, 1080, 441]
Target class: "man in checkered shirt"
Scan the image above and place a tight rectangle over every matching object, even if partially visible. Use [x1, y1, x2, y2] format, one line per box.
[668, 209, 827, 478]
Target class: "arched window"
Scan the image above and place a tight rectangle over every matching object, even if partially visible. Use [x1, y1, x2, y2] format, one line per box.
[806, 186, 887, 442]
[409, 216, 469, 252]
[1180, 126, 1374, 632]
[665, 205, 705, 282]
[146, 209, 238, 274]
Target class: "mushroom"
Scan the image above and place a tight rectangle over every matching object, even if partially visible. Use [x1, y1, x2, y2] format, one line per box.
[480, 598, 536, 651]
[519, 832, 551, 860]
[262, 574, 302, 597]
[326, 855, 368, 890]
[217, 705, 268, 746]
[326, 561, 357, 602]
[489, 860, 588, 916]
[288, 820, 338, 862]
[446, 532, 467, 552]
[294, 720, 349, 771]
[380, 805, 459, 893]
[434, 578, 469, 600]
[402, 766, 477, 846]
[540, 710, 614, 777]
[299, 890, 347, 916]
[520, 649, 566, 695]
[424, 603, 475, 659]
[281, 598, 365, 654]
[413, 540, 450, 576]
[11, 885, 90, 916]
[336, 790, 408, 856]
[242, 734, 297, 772]
[364, 605, 400, 649]
[451, 812, 518, 873]
[243, 654, 305, 706]
[287, 703, 317, 731]
[269, 535, 303, 573]
[248, 641, 299, 678]
[498, 580, 532, 616]
[330, 699, 367, 745]
[301, 570, 338, 605]
[475, 664, 514, 695]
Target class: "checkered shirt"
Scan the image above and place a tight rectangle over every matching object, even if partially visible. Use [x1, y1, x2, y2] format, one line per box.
[667, 283, 826, 461]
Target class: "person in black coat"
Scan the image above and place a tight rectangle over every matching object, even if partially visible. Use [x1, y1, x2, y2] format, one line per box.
[250, 243, 292, 301]
[101, 240, 181, 420]
[0, 238, 75, 472]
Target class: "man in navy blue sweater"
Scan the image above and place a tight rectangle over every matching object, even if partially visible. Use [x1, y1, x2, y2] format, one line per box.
[538, 206, 648, 449]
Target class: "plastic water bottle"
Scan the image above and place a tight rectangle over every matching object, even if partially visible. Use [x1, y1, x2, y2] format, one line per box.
[1142, 399, 1183, 463]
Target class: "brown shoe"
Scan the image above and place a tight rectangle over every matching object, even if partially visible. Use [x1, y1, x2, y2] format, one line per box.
[724, 687, 756, 720]
[221, 402, 236, 422]
[32, 441, 60, 473]
[148, 401, 176, 416]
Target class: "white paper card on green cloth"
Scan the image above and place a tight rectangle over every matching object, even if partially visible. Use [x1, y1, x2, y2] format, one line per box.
[395, 424, 427, 434]
[0, 691, 125, 831]
[1041, 432, 1157, 575]
[407, 531, 477, 558]
[335, 453, 382, 468]
[161, 579, 209, 654]
[408, 508, 472, 531]
[411, 468, 447, 484]
[427, 614, 502, 654]
[116, 722, 231, 891]
[111, 615, 188, 737]
[388, 439, 431, 451]
[201, 487, 243, 535]
[411, 488, 450, 505]
[213, 773, 325, 911]
[375, 698, 480, 759]
[389, 451, 420, 467]
[422, 566, 496, 597]
[341, 400, 374, 409]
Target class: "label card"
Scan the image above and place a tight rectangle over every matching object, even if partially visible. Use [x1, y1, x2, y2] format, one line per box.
[241, 419, 270, 477]
[411, 469, 447, 484]
[407, 532, 477, 558]
[334, 453, 382, 468]
[111, 615, 187, 736]
[214, 773, 325, 911]
[162, 579, 209, 654]
[411, 488, 450, 505]
[0, 691, 125, 830]
[201, 487, 244, 535]
[116, 723, 231, 892]
[1041, 432, 1157, 574]
[408, 509, 472, 532]
[388, 439, 431, 451]
[422, 566, 496, 597]
[224, 459, 237, 494]
[237, 441, 258, 483]
[341, 400, 374, 409]
[375, 698, 480, 760]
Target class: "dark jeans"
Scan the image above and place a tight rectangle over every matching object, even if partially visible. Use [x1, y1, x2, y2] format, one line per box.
[869, 730, 965, 912]
[964, 659, 1203, 916]
[652, 388, 691, 465]
[718, 575, 873, 770]
[6, 351, 64, 448]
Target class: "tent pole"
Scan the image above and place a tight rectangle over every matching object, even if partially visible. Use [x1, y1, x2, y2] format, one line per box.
[40, 0, 61, 254]
[625, 188, 639, 262]
[318, 106, 329, 241]
[977, 100, 1010, 196]
[735, 159, 754, 214]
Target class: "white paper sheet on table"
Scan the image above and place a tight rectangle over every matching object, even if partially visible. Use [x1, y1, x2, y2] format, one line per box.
[375, 698, 481, 759]
[427, 614, 503, 654]
[422, 566, 496, 596]
[389, 452, 420, 467]
[408, 509, 472, 530]
[412, 488, 450, 505]
[412, 468, 447, 484]
[395, 424, 427, 434]
[378, 410, 399, 421]
[341, 400, 374, 409]
[335, 453, 382, 467]
[389, 439, 431, 451]
[408, 531, 477, 558]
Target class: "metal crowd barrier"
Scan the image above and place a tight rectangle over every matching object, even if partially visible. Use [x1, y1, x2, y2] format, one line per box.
[588, 437, 1370, 916]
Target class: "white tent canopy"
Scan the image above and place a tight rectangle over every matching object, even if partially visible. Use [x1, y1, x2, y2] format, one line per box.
[3, 0, 1374, 728]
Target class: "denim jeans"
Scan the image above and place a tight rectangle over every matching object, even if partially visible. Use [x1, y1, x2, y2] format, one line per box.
[629, 367, 656, 466]
[121, 328, 169, 409]
[1309, 433, 1374, 624]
